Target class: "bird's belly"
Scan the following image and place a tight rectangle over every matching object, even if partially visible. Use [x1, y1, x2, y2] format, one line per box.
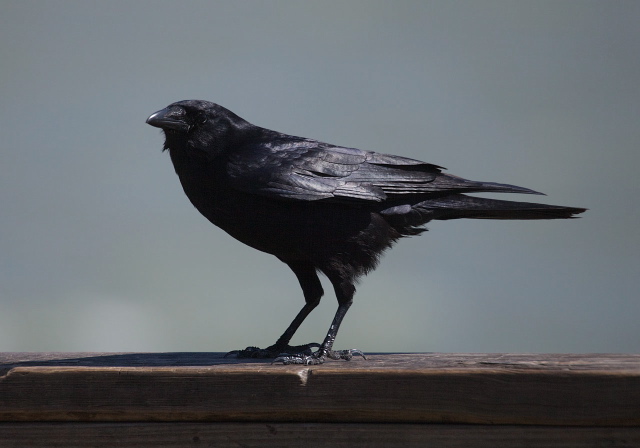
[190, 192, 374, 259]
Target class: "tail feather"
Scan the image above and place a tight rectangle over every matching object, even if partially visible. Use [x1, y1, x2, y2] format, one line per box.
[437, 176, 545, 196]
[420, 194, 587, 220]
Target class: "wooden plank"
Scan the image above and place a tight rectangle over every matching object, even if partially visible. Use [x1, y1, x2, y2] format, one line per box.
[1, 353, 639, 426]
[0, 423, 639, 448]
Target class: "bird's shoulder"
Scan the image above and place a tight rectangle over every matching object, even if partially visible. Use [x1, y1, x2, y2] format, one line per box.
[223, 134, 370, 201]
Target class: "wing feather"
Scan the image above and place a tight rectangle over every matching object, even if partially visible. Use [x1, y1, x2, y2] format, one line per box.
[225, 137, 538, 203]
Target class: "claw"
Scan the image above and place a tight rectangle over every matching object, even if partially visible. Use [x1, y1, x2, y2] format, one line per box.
[326, 349, 367, 361]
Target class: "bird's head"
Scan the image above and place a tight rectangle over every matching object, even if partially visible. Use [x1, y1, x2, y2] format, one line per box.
[146, 100, 253, 157]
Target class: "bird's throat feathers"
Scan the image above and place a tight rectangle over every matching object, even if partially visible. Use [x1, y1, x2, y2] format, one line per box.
[163, 129, 225, 163]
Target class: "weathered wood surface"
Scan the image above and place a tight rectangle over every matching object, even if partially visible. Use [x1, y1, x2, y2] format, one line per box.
[0, 423, 639, 448]
[1, 353, 639, 426]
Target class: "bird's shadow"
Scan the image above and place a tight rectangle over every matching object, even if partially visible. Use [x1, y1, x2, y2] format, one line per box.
[0, 352, 271, 374]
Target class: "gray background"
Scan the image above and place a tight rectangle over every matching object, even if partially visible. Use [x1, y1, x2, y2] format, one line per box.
[1, 1, 638, 353]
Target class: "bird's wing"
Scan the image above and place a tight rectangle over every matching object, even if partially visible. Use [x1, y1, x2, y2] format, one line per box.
[225, 138, 443, 202]
[226, 138, 536, 203]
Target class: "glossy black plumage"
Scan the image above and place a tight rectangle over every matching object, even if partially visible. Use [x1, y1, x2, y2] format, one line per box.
[147, 100, 586, 364]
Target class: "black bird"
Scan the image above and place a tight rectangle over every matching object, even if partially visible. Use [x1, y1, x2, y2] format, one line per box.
[146, 100, 586, 365]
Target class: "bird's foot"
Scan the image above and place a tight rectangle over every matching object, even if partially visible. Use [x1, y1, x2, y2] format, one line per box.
[273, 348, 366, 365]
[224, 343, 320, 359]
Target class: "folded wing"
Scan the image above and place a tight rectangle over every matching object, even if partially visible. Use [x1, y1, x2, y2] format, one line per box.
[226, 137, 541, 203]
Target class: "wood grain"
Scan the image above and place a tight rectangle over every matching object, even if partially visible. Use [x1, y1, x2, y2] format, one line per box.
[1, 353, 639, 426]
[0, 423, 639, 448]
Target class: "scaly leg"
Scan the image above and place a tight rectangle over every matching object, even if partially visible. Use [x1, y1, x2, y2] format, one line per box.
[226, 260, 324, 358]
[274, 270, 365, 365]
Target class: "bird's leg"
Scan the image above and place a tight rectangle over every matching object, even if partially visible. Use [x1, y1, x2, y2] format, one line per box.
[274, 274, 366, 365]
[226, 301, 321, 358]
[225, 261, 323, 359]
[268, 301, 321, 352]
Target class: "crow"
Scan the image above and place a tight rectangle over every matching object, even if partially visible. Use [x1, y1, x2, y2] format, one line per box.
[146, 100, 586, 365]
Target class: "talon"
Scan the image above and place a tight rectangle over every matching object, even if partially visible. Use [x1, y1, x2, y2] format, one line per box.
[325, 349, 367, 361]
[352, 349, 367, 360]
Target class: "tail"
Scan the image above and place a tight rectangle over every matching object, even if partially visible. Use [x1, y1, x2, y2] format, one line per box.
[419, 194, 587, 220]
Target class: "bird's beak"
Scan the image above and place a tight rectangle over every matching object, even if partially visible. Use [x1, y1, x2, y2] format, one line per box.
[146, 107, 190, 132]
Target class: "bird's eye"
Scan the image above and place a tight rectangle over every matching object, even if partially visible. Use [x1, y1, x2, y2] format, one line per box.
[197, 114, 207, 125]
